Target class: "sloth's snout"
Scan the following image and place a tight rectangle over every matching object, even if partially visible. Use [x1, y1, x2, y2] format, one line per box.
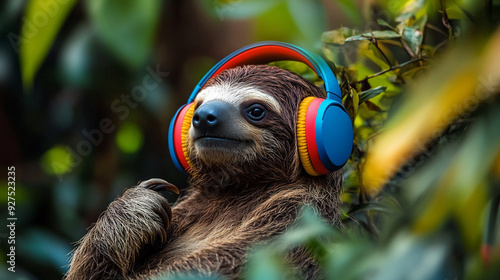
[192, 101, 230, 134]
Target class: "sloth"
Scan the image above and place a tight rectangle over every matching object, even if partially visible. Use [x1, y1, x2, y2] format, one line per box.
[65, 65, 343, 280]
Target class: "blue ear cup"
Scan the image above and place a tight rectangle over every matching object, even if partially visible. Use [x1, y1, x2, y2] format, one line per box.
[168, 41, 353, 175]
[315, 100, 353, 171]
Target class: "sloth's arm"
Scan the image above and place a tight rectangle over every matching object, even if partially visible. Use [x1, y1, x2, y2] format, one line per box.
[65, 180, 177, 280]
[154, 188, 308, 278]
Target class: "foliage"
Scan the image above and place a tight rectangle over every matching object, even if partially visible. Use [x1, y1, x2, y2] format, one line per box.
[86, 0, 161, 69]
[1, 0, 500, 279]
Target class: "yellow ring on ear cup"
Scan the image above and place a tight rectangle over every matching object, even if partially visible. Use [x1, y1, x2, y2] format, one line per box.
[181, 103, 195, 170]
[297, 97, 320, 176]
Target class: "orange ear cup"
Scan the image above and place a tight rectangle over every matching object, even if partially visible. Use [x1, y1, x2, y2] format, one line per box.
[297, 97, 332, 176]
[172, 103, 195, 172]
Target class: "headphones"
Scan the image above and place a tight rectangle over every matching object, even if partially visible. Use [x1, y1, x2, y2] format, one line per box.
[168, 41, 353, 176]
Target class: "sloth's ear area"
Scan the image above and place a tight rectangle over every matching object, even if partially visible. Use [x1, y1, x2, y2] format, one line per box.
[169, 103, 196, 173]
[297, 97, 353, 176]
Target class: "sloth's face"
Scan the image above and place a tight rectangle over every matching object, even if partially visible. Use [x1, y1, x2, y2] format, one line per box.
[187, 83, 282, 166]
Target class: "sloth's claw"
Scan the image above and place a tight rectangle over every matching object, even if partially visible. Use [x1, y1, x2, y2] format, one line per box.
[139, 178, 179, 194]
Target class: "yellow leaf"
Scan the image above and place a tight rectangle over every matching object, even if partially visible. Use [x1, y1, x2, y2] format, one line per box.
[364, 48, 389, 70]
[20, 0, 78, 89]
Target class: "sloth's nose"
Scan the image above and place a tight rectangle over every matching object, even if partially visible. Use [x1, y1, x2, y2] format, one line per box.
[192, 101, 229, 133]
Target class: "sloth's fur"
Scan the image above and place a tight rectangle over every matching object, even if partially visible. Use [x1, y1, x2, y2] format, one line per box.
[66, 65, 343, 280]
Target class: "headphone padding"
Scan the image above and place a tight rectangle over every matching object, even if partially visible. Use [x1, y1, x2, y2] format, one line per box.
[180, 103, 195, 170]
[172, 103, 195, 172]
[297, 97, 320, 176]
[306, 98, 331, 175]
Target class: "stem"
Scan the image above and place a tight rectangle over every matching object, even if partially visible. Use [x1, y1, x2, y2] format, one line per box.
[355, 58, 425, 84]
[441, 0, 455, 42]
[400, 36, 416, 59]
[433, 39, 449, 56]
[425, 23, 448, 38]
[368, 31, 393, 67]
[374, 41, 393, 67]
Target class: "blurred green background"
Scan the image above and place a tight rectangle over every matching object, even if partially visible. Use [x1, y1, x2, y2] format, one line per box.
[1, 0, 500, 279]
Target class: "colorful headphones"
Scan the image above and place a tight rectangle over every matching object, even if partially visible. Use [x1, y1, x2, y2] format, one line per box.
[168, 41, 353, 176]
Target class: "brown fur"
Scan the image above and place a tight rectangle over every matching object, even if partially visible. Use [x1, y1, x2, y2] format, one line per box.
[65, 65, 342, 280]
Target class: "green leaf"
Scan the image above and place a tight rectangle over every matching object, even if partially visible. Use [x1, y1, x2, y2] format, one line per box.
[370, 234, 451, 280]
[401, 15, 427, 56]
[322, 27, 358, 45]
[245, 248, 291, 280]
[396, 0, 427, 23]
[443, 6, 466, 19]
[368, 30, 403, 39]
[343, 35, 369, 42]
[355, 63, 399, 93]
[334, 0, 363, 25]
[287, 0, 327, 43]
[345, 30, 401, 42]
[87, 0, 161, 69]
[377, 18, 397, 31]
[343, 88, 358, 120]
[245, 206, 334, 280]
[351, 88, 359, 117]
[364, 100, 384, 112]
[20, 0, 78, 88]
[244, 207, 333, 280]
[323, 239, 374, 280]
[276, 206, 333, 249]
[359, 86, 387, 103]
[254, 2, 299, 43]
[364, 47, 390, 70]
[203, 0, 281, 20]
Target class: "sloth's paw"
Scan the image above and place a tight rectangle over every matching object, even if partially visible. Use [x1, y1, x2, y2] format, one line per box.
[117, 179, 179, 246]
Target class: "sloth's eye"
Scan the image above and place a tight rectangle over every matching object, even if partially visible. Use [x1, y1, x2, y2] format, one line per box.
[246, 104, 266, 122]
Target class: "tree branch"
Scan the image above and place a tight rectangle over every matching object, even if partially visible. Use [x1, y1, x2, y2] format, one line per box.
[399, 36, 417, 59]
[368, 31, 393, 67]
[425, 23, 448, 38]
[354, 58, 425, 84]
[440, 0, 454, 43]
